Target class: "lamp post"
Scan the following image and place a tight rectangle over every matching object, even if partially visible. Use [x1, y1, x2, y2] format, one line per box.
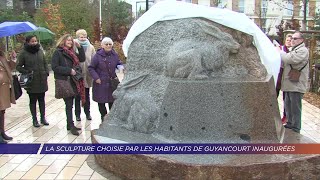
[135, 0, 154, 19]
[302, 0, 308, 30]
[146, 0, 149, 11]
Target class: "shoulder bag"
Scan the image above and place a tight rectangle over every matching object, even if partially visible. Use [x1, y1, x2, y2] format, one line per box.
[55, 58, 77, 99]
[288, 63, 308, 82]
[72, 64, 83, 82]
[55, 77, 76, 99]
[12, 74, 22, 100]
[19, 71, 33, 88]
[105, 60, 120, 92]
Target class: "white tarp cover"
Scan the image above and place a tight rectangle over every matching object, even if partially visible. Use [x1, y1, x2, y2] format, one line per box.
[123, 0, 280, 82]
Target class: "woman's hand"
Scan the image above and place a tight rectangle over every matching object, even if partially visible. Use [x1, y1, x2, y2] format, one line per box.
[74, 41, 80, 48]
[71, 69, 76, 75]
[95, 79, 101, 84]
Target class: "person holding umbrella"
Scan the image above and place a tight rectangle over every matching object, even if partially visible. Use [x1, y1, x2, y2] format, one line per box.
[17, 35, 50, 127]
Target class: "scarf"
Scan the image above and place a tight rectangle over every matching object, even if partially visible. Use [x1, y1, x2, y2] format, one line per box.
[281, 45, 289, 53]
[63, 47, 86, 106]
[78, 39, 89, 47]
[24, 43, 40, 54]
[79, 39, 89, 52]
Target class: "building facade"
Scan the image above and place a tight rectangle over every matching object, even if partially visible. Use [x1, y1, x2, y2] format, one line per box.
[179, 0, 319, 34]
[1, 0, 42, 17]
[135, 0, 318, 35]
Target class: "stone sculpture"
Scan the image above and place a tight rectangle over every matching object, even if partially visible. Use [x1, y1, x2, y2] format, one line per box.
[107, 18, 270, 136]
[92, 17, 320, 179]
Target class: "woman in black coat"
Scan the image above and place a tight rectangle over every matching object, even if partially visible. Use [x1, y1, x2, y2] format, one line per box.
[51, 34, 85, 136]
[17, 35, 49, 127]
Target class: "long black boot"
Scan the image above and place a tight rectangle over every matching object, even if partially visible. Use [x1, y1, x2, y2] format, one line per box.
[65, 105, 80, 130]
[0, 110, 12, 140]
[39, 100, 49, 126]
[66, 117, 80, 134]
[84, 88, 91, 120]
[64, 97, 80, 135]
[30, 103, 40, 127]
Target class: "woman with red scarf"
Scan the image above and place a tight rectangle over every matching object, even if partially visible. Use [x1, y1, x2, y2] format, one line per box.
[51, 34, 85, 136]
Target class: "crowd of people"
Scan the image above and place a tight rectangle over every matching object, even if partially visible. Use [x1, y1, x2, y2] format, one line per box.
[0, 29, 123, 142]
[0, 30, 317, 143]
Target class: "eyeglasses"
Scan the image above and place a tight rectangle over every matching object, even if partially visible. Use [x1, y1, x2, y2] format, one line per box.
[105, 43, 112, 46]
[291, 37, 302, 40]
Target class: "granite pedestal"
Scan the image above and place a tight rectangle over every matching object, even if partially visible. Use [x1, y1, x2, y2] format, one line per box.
[91, 77, 320, 179]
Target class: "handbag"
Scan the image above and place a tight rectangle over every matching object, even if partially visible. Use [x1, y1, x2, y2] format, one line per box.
[72, 65, 83, 81]
[12, 74, 22, 100]
[54, 77, 76, 99]
[104, 60, 120, 92]
[288, 63, 307, 82]
[19, 71, 33, 88]
[110, 77, 120, 92]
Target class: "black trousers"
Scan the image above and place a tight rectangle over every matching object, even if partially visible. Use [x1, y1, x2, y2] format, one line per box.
[98, 102, 113, 119]
[63, 96, 75, 128]
[74, 88, 90, 118]
[28, 93, 46, 120]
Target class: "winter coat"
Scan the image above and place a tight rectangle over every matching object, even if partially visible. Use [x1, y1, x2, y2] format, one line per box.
[51, 46, 85, 94]
[80, 44, 95, 88]
[276, 45, 291, 90]
[280, 43, 309, 93]
[0, 56, 16, 110]
[88, 49, 121, 103]
[16, 48, 49, 93]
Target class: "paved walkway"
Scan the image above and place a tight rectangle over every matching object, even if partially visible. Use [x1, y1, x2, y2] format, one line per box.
[0, 72, 319, 179]
[0, 72, 125, 180]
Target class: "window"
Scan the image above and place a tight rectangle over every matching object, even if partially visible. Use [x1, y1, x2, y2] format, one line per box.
[261, 0, 268, 18]
[284, 0, 293, 16]
[35, 0, 41, 9]
[181, 0, 192, 3]
[238, 0, 245, 13]
[217, 0, 227, 8]
[299, 0, 309, 17]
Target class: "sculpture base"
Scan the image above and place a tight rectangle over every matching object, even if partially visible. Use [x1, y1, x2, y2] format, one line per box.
[91, 128, 320, 179]
[156, 76, 284, 143]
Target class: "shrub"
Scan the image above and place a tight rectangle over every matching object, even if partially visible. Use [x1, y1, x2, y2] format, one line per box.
[113, 41, 126, 64]
[44, 47, 55, 65]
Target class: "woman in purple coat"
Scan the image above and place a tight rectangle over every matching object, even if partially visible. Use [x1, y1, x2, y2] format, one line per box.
[88, 37, 122, 121]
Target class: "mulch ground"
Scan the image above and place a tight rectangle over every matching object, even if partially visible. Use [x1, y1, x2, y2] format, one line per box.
[303, 92, 320, 109]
